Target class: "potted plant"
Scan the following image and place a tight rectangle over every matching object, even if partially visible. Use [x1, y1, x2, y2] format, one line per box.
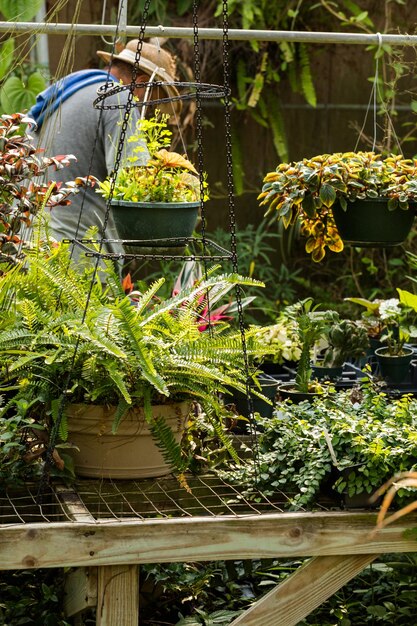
[276, 298, 339, 401]
[311, 317, 369, 380]
[221, 380, 417, 510]
[97, 109, 208, 243]
[372, 296, 417, 385]
[250, 314, 301, 376]
[258, 151, 417, 262]
[0, 233, 265, 479]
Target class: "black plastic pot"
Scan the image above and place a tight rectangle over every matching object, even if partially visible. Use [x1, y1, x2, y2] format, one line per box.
[111, 199, 200, 243]
[331, 198, 416, 247]
[277, 382, 325, 404]
[374, 346, 415, 385]
[232, 375, 280, 420]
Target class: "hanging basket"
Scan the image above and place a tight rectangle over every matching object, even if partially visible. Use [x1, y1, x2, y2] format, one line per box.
[111, 199, 200, 244]
[331, 198, 416, 247]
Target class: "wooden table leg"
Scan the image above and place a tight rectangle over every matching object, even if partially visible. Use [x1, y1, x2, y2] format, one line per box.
[96, 564, 139, 626]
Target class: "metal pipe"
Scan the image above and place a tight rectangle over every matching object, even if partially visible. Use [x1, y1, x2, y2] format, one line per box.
[1, 22, 417, 45]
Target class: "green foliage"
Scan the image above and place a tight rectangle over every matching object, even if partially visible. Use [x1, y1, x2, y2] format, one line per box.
[0, 0, 43, 20]
[1, 71, 45, 114]
[222, 381, 417, 509]
[0, 0, 58, 115]
[0, 38, 14, 81]
[0, 568, 70, 625]
[98, 110, 207, 203]
[0, 112, 95, 267]
[0, 234, 265, 475]
[317, 317, 369, 367]
[284, 298, 339, 392]
[259, 152, 417, 261]
[211, 0, 318, 169]
[140, 552, 417, 625]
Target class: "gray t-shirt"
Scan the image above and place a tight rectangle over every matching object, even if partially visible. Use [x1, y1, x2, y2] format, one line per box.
[33, 81, 148, 257]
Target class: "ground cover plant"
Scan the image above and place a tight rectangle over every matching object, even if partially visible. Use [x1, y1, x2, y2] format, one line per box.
[0, 568, 70, 625]
[220, 380, 417, 509]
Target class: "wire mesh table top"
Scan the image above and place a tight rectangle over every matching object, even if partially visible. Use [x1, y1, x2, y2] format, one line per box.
[0, 473, 331, 526]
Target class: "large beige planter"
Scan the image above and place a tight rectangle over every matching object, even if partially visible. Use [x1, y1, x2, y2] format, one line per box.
[65, 401, 190, 479]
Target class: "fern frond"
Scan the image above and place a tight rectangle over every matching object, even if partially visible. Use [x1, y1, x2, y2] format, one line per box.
[111, 397, 131, 434]
[264, 92, 289, 162]
[51, 397, 69, 441]
[149, 415, 188, 473]
[134, 278, 166, 315]
[298, 43, 317, 108]
[112, 297, 168, 395]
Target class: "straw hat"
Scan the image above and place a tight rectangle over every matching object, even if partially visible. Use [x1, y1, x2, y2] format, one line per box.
[97, 40, 181, 110]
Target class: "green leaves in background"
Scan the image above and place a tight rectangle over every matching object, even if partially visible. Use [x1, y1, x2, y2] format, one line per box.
[0, 0, 43, 21]
[0, 38, 14, 81]
[0, 71, 45, 114]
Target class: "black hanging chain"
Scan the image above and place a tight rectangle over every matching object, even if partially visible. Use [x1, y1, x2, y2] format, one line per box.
[192, 0, 214, 333]
[221, 0, 259, 464]
[100, 0, 152, 240]
[192, 0, 207, 250]
[37, 1, 153, 500]
[221, 0, 239, 276]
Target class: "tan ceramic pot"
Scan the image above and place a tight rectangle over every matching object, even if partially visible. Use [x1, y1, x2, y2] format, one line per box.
[66, 401, 190, 479]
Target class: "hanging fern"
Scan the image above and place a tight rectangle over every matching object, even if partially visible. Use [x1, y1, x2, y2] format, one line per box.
[0, 235, 267, 475]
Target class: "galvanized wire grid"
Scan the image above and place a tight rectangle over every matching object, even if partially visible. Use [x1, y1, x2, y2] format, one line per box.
[0, 484, 72, 525]
[0, 474, 336, 526]
[70, 474, 296, 520]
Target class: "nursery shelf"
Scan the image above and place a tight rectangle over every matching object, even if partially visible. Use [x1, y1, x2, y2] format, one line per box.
[0, 474, 309, 526]
[63, 237, 234, 261]
[3, 475, 417, 626]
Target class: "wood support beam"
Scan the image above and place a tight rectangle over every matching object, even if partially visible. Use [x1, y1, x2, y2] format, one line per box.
[64, 567, 97, 617]
[96, 565, 139, 626]
[229, 554, 378, 626]
[1, 512, 416, 570]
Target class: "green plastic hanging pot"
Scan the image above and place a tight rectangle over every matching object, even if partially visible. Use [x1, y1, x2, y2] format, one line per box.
[331, 198, 416, 247]
[111, 200, 200, 244]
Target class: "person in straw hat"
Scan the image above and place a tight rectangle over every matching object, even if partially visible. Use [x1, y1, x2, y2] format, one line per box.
[28, 39, 181, 258]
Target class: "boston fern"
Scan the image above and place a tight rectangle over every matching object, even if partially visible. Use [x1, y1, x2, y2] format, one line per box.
[0, 236, 264, 474]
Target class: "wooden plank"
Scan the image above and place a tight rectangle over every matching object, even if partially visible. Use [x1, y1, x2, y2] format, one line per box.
[55, 484, 96, 523]
[96, 565, 139, 626]
[1, 512, 416, 570]
[229, 554, 378, 626]
[64, 567, 97, 617]
[58, 487, 99, 619]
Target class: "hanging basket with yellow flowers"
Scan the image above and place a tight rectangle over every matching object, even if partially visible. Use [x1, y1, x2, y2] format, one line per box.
[258, 151, 417, 262]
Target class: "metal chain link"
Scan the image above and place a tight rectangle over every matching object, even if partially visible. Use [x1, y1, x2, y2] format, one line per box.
[192, 0, 207, 248]
[222, 0, 259, 460]
[100, 0, 152, 240]
[38, 0, 153, 500]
